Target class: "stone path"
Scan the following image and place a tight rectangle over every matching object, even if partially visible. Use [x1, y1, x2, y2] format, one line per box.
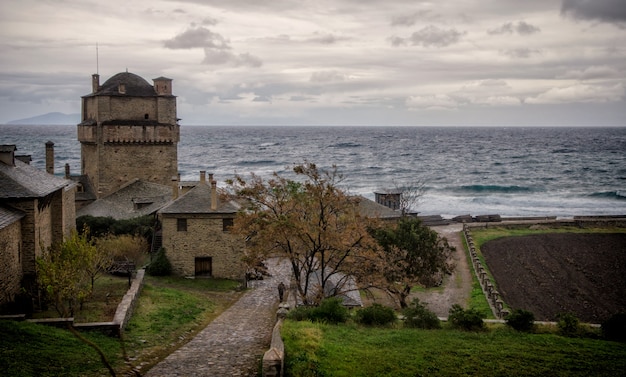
[145, 258, 292, 377]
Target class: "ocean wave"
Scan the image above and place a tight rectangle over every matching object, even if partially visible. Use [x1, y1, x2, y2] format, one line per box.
[455, 184, 535, 194]
[329, 142, 362, 148]
[588, 191, 626, 200]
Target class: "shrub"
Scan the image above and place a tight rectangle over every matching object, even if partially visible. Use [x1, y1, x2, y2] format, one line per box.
[506, 309, 535, 332]
[310, 298, 349, 324]
[448, 304, 485, 331]
[146, 247, 172, 276]
[287, 298, 349, 324]
[403, 298, 441, 329]
[355, 304, 396, 326]
[602, 312, 626, 342]
[557, 312, 580, 337]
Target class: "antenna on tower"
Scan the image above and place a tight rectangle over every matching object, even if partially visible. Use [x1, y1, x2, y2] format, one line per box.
[96, 42, 99, 74]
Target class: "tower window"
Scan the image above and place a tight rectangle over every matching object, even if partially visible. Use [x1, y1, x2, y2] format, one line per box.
[144, 114, 149, 119]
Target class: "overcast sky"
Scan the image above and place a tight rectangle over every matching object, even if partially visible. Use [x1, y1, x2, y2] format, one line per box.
[1, 0, 625, 126]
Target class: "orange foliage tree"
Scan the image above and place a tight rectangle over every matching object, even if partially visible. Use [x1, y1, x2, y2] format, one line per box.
[227, 163, 383, 306]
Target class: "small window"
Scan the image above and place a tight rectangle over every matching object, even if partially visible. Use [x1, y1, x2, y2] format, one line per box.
[144, 114, 149, 119]
[222, 218, 234, 232]
[177, 218, 187, 232]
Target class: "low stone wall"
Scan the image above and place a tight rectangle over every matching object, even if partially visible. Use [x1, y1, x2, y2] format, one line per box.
[8, 269, 145, 337]
[263, 306, 289, 377]
[113, 269, 145, 330]
[463, 225, 507, 319]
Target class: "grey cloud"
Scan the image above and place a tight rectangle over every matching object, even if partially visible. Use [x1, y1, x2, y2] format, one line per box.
[164, 27, 230, 49]
[488, 21, 541, 35]
[502, 48, 541, 58]
[392, 25, 465, 47]
[307, 33, 345, 44]
[202, 49, 262, 67]
[253, 95, 272, 102]
[561, 0, 626, 25]
[390, 10, 434, 27]
[558, 65, 621, 80]
[516, 21, 541, 34]
[310, 71, 347, 83]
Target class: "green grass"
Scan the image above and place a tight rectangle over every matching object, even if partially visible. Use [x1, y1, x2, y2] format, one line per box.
[471, 225, 626, 246]
[462, 234, 494, 317]
[0, 276, 243, 376]
[283, 320, 626, 377]
[0, 320, 123, 377]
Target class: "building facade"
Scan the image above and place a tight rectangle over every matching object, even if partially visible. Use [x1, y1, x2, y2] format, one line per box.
[158, 173, 246, 280]
[0, 145, 76, 307]
[77, 72, 179, 198]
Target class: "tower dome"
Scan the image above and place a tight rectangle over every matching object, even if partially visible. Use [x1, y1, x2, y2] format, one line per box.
[96, 72, 156, 96]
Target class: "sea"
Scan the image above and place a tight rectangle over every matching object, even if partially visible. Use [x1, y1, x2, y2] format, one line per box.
[2, 124, 625, 219]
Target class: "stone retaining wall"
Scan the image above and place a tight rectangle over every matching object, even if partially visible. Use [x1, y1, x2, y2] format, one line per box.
[5, 269, 145, 337]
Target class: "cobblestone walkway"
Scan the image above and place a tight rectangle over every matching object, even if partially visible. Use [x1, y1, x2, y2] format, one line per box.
[145, 258, 292, 377]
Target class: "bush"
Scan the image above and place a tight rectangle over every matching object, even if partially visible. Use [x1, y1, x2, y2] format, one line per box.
[557, 312, 580, 337]
[355, 304, 396, 326]
[146, 248, 172, 276]
[506, 309, 535, 332]
[287, 298, 349, 324]
[602, 312, 626, 342]
[448, 304, 485, 331]
[403, 298, 441, 329]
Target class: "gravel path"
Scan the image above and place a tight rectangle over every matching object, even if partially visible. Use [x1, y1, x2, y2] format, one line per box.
[145, 258, 292, 377]
[411, 223, 472, 317]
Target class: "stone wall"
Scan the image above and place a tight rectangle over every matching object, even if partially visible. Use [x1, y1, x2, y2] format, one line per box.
[161, 214, 246, 280]
[11, 198, 53, 276]
[0, 220, 23, 307]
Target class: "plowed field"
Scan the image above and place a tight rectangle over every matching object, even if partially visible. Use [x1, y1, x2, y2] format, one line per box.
[482, 233, 626, 323]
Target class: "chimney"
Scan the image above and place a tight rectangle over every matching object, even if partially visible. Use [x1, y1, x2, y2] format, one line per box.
[171, 175, 179, 199]
[200, 171, 206, 184]
[92, 74, 100, 93]
[0, 145, 17, 166]
[211, 180, 218, 210]
[65, 163, 70, 179]
[45, 141, 54, 174]
[208, 173, 214, 183]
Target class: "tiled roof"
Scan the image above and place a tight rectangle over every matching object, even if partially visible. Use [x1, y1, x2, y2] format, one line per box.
[0, 205, 25, 229]
[356, 196, 401, 219]
[0, 159, 72, 198]
[77, 179, 172, 220]
[159, 183, 240, 215]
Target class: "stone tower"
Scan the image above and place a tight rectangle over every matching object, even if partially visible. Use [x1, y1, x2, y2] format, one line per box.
[77, 72, 179, 198]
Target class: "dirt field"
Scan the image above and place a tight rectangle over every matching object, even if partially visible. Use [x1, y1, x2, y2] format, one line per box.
[482, 233, 626, 323]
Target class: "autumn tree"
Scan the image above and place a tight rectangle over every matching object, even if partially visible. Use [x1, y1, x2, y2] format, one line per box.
[370, 217, 455, 308]
[36, 230, 117, 376]
[227, 162, 380, 306]
[37, 230, 95, 317]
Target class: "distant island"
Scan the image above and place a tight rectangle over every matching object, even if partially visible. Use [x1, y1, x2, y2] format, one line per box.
[6, 112, 80, 125]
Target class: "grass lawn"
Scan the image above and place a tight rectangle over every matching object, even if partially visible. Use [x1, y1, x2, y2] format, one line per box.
[0, 276, 243, 376]
[283, 320, 626, 377]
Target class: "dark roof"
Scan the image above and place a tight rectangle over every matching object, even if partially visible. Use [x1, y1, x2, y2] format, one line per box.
[356, 196, 401, 219]
[159, 183, 240, 215]
[0, 205, 25, 229]
[77, 179, 172, 220]
[0, 159, 72, 198]
[87, 72, 157, 97]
